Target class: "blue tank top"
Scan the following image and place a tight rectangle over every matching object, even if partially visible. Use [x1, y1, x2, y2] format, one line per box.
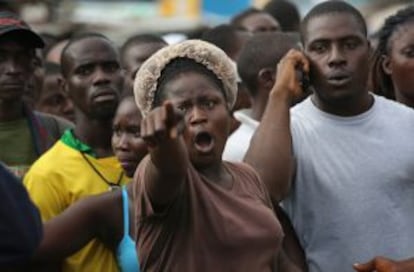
[116, 187, 140, 272]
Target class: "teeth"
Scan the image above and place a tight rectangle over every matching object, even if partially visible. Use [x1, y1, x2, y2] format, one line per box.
[194, 131, 214, 153]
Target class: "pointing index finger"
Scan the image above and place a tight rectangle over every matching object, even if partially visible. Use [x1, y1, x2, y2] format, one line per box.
[163, 101, 179, 139]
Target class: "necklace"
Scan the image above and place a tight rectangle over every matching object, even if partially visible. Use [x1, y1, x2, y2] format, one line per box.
[80, 152, 123, 191]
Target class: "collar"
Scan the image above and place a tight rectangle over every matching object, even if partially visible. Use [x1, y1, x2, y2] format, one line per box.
[233, 109, 259, 129]
[60, 129, 96, 157]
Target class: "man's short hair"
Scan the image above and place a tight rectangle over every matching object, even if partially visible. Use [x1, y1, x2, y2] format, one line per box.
[301, 1, 367, 44]
[120, 34, 167, 65]
[237, 32, 298, 97]
[231, 8, 264, 30]
[200, 24, 241, 58]
[263, 0, 301, 32]
[60, 33, 112, 77]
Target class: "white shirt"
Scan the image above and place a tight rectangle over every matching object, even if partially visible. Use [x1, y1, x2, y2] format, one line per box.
[283, 95, 414, 272]
[223, 109, 259, 162]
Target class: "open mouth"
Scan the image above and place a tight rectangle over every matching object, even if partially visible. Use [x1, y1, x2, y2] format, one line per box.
[194, 131, 215, 154]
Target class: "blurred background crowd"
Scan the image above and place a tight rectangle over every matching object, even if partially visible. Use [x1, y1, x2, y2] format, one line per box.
[5, 0, 414, 46]
[2, 0, 414, 271]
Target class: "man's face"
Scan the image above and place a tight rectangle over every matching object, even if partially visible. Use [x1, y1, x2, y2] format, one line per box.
[0, 40, 35, 102]
[304, 13, 370, 104]
[24, 49, 44, 108]
[36, 73, 75, 122]
[63, 37, 123, 120]
[122, 42, 166, 95]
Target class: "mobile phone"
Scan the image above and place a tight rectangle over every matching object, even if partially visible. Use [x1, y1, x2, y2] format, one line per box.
[296, 66, 311, 94]
[294, 44, 312, 94]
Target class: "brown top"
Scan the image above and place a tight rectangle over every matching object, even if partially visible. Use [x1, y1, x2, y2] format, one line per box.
[134, 157, 283, 272]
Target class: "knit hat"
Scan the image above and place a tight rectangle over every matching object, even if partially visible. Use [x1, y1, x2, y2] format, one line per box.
[134, 39, 237, 116]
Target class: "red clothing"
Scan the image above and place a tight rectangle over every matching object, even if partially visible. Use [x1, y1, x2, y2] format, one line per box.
[134, 157, 283, 272]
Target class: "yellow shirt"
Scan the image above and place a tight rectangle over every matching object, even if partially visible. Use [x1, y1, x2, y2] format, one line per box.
[24, 140, 130, 272]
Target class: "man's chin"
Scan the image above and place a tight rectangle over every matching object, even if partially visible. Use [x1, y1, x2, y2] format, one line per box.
[90, 107, 117, 120]
[316, 87, 358, 101]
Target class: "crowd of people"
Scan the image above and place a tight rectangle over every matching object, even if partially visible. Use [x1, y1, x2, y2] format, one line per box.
[1, 0, 414, 271]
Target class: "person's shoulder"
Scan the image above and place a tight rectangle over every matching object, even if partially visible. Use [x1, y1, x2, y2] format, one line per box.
[289, 97, 317, 134]
[291, 95, 312, 111]
[0, 164, 42, 265]
[224, 161, 260, 183]
[375, 95, 414, 116]
[25, 141, 68, 175]
[133, 155, 151, 189]
[225, 111, 257, 148]
[223, 126, 253, 162]
[227, 123, 251, 143]
[34, 111, 74, 132]
[233, 109, 258, 127]
[224, 161, 271, 203]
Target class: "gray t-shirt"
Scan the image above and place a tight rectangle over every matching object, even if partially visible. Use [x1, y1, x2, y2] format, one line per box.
[282, 95, 414, 272]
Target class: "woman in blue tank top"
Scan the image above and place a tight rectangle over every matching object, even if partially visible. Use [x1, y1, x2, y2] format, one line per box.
[31, 97, 144, 271]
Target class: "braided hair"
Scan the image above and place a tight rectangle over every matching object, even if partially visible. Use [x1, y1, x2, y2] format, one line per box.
[371, 5, 414, 99]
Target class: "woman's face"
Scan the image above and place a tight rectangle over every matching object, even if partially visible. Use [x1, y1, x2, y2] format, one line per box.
[112, 98, 147, 178]
[161, 71, 231, 169]
[384, 20, 414, 104]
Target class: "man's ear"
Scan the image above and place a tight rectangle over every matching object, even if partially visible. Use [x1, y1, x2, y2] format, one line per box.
[381, 55, 392, 75]
[58, 77, 69, 96]
[257, 68, 276, 89]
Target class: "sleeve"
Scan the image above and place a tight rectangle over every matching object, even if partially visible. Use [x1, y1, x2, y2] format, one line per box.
[250, 166, 274, 208]
[133, 155, 159, 220]
[0, 164, 43, 265]
[233, 162, 274, 208]
[24, 166, 68, 222]
[133, 155, 182, 221]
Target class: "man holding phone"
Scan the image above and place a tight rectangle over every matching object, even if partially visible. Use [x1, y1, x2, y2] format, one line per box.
[244, 1, 414, 271]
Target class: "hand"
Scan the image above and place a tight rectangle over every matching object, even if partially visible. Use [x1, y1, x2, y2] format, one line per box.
[272, 49, 310, 102]
[353, 256, 404, 272]
[140, 101, 184, 148]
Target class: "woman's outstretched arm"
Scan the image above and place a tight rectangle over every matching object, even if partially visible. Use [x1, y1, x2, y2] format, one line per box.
[138, 101, 189, 206]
